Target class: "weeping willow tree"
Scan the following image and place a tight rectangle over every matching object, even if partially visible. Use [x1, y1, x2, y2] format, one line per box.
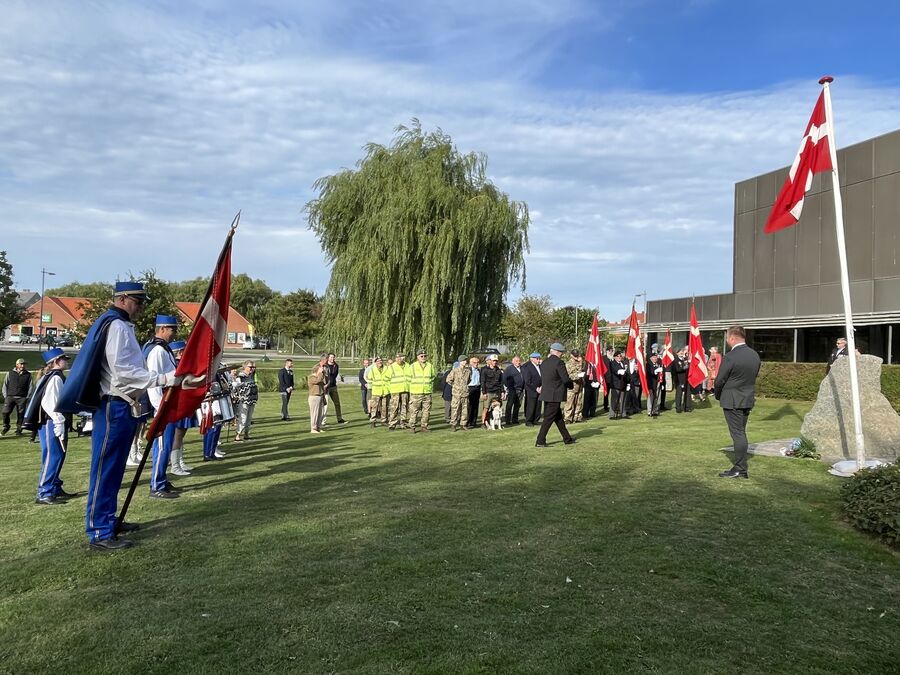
[307, 121, 529, 362]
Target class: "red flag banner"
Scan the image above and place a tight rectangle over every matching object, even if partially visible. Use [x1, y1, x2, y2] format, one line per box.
[687, 304, 708, 389]
[661, 329, 674, 368]
[146, 221, 235, 441]
[625, 306, 649, 394]
[764, 92, 832, 234]
[584, 313, 608, 395]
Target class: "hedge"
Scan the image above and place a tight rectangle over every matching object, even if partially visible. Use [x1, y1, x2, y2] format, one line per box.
[840, 460, 900, 549]
[757, 362, 900, 413]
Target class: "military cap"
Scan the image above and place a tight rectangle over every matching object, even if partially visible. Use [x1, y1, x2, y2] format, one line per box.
[155, 314, 178, 327]
[113, 281, 149, 300]
[549, 342, 565, 352]
[169, 340, 186, 351]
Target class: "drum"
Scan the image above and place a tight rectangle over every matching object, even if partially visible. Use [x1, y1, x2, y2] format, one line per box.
[197, 393, 235, 427]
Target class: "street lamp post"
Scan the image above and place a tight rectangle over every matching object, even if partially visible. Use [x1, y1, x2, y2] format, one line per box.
[37, 268, 56, 349]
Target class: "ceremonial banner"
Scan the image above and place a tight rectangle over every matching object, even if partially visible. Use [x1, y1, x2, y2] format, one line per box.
[661, 329, 674, 368]
[584, 313, 607, 395]
[146, 223, 235, 441]
[687, 304, 708, 389]
[625, 306, 648, 394]
[764, 91, 832, 234]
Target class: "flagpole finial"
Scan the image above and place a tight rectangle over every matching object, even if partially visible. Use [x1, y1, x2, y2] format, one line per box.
[230, 211, 241, 233]
[819, 75, 834, 85]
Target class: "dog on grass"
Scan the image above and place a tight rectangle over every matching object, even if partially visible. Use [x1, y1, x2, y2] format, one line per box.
[488, 400, 504, 430]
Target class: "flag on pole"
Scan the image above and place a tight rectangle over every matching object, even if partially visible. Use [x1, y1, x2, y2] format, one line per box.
[687, 304, 708, 389]
[146, 219, 236, 441]
[625, 305, 649, 394]
[584, 313, 607, 395]
[661, 328, 674, 368]
[764, 92, 833, 234]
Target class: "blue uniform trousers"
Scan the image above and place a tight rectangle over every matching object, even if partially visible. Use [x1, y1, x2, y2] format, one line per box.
[37, 420, 67, 499]
[86, 399, 138, 543]
[202, 425, 222, 459]
[150, 422, 177, 492]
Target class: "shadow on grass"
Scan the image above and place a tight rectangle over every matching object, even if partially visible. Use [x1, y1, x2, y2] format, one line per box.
[759, 402, 804, 422]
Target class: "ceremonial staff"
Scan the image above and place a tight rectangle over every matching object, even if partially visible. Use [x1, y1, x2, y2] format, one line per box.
[115, 213, 239, 533]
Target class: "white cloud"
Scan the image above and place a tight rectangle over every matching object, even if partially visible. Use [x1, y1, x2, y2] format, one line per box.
[2, 1, 899, 326]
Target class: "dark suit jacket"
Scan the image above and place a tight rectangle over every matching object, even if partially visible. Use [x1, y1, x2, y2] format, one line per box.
[538, 354, 573, 403]
[278, 368, 294, 393]
[522, 361, 542, 395]
[714, 343, 761, 410]
[503, 364, 524, 394]
[608, 359, 628, 391]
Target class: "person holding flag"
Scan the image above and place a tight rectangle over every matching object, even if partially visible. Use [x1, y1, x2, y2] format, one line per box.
[659, 329, 675, 412]
[687, 304, 708, 402]
[56, 282, 181, 550]
[625, 306, 649, 415]
[144, 315, 180, 498]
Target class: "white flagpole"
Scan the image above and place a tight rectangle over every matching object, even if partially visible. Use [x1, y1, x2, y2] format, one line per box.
[820, 76, 866, 469]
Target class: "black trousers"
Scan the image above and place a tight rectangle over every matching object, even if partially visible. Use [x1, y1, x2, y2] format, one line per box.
[536, 401, 573, 444]
[505, 390, 521, 424]
[724, 407, 751, 472]
[2, 396, 27, 432]
[608, 389, 628, 418]
[466, 387, 481, 426]
[361, 387, 369, 415]
[628, 385, 642, 414]
[674, 383, 692, 412]
[582, 384, 598, 418]
[280, 391, 292, 420]
[524, 391, 541, 425]
[647, 386, 661, 416]
[602, 390, 609, 412]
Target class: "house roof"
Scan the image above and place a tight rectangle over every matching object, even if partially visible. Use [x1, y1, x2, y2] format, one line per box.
[175, 302, 252, 331]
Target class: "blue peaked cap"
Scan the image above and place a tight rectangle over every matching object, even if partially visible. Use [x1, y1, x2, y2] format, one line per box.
[113, 281, 149, 298]
[169, 340, 187, 351]
[43, 347, 66, 363]
[155, 314, 178, 327]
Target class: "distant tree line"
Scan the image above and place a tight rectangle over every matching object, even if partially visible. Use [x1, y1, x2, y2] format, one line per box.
[46, 273, 321, 342]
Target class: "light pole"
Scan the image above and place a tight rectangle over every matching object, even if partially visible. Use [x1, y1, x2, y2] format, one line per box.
[38, 268, 56, 349]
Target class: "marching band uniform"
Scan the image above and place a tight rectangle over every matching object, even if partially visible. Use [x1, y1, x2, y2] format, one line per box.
[167, 341, 197, 476]
[145, 318, 179, 498]
[57, 282, 176, 550]
[31, 348, 72, 504]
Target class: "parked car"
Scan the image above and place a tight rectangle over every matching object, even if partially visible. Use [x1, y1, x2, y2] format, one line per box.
[27, 335, 41, 343]
[7, 334, 24, 343]
[56, 336, 74, 347]
[242, 339, 257, 350]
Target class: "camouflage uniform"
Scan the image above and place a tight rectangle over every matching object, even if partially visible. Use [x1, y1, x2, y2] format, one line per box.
[388, 358, 411, 429]
[445, 362, 472, 430]
[564, 356, 585, 423]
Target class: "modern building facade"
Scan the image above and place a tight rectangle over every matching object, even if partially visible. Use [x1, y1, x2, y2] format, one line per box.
[640, 128, 900, 363]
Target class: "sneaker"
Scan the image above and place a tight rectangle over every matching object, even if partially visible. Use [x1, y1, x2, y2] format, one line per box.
[214, 450, 226, 458]
[170, 465, 191, 476]
[338, 419, 348, 424]
[149, 490, 179, 499]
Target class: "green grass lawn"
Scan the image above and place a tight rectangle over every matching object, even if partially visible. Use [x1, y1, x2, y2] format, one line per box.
[0, 393, 897, 674]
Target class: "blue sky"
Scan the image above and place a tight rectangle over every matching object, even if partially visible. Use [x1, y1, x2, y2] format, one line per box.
[2, 0, 900, 322]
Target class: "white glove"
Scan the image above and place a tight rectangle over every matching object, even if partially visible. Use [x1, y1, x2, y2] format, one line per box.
[163, 371, 177, 388]
[576, 371, 585, 379]
[617, 368, 626, 375]
[174, 373, 208, 389]
[591, 382, 600, 389]
[654, 367, 663, 374]
[626, 384, 631, 391]
[54, 422, 66, 439]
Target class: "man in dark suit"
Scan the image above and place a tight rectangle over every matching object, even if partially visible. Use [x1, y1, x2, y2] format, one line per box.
[671, 348, 692, 413]
[826, 337, 848, 374]
[607, 351, 629, 419]
[522, 352, 543, 427]
[503, 355, 525, 425]
[714, 326, 762, 479]
[278, 359, 294, 421]
[535, 343, 576, 447]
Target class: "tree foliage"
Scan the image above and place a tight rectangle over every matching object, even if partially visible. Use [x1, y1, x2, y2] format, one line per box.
[269, 290, 321, 339]
[46, 281, 116, 299]
[307, 121, 529, 361]
[169, 277, 210, 303]
[0, 251, 26, 330]
[501, 295, 611, 357]
[73, 271, 179, 344]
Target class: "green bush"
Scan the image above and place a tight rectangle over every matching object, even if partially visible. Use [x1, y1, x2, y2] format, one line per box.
[840, 461, 900, 549]
[756, 362, 900, 412]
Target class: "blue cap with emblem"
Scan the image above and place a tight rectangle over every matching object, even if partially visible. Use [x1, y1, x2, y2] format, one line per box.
[529, 352, 541, 358]
[155, 314, 178, 327]
[169, 340, 186, 351]
[113, 281, 149, 300]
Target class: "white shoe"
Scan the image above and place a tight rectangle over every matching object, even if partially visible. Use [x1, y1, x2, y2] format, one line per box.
[169, 447, 192, 476]
[214, 450, 226, 458]
[170, 464, 191, 476]
[126, 450, 142, 467]
[179, 455, 194, 472]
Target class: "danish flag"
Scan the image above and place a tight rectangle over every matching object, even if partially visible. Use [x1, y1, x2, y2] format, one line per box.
[146, 218, 235, 440]
[764, 91, 833, 234]
[687, 304, 708, 389]
[661, 329, 674, 368]
[584, 313, 608, 395]
[625, 306, 648, 394]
